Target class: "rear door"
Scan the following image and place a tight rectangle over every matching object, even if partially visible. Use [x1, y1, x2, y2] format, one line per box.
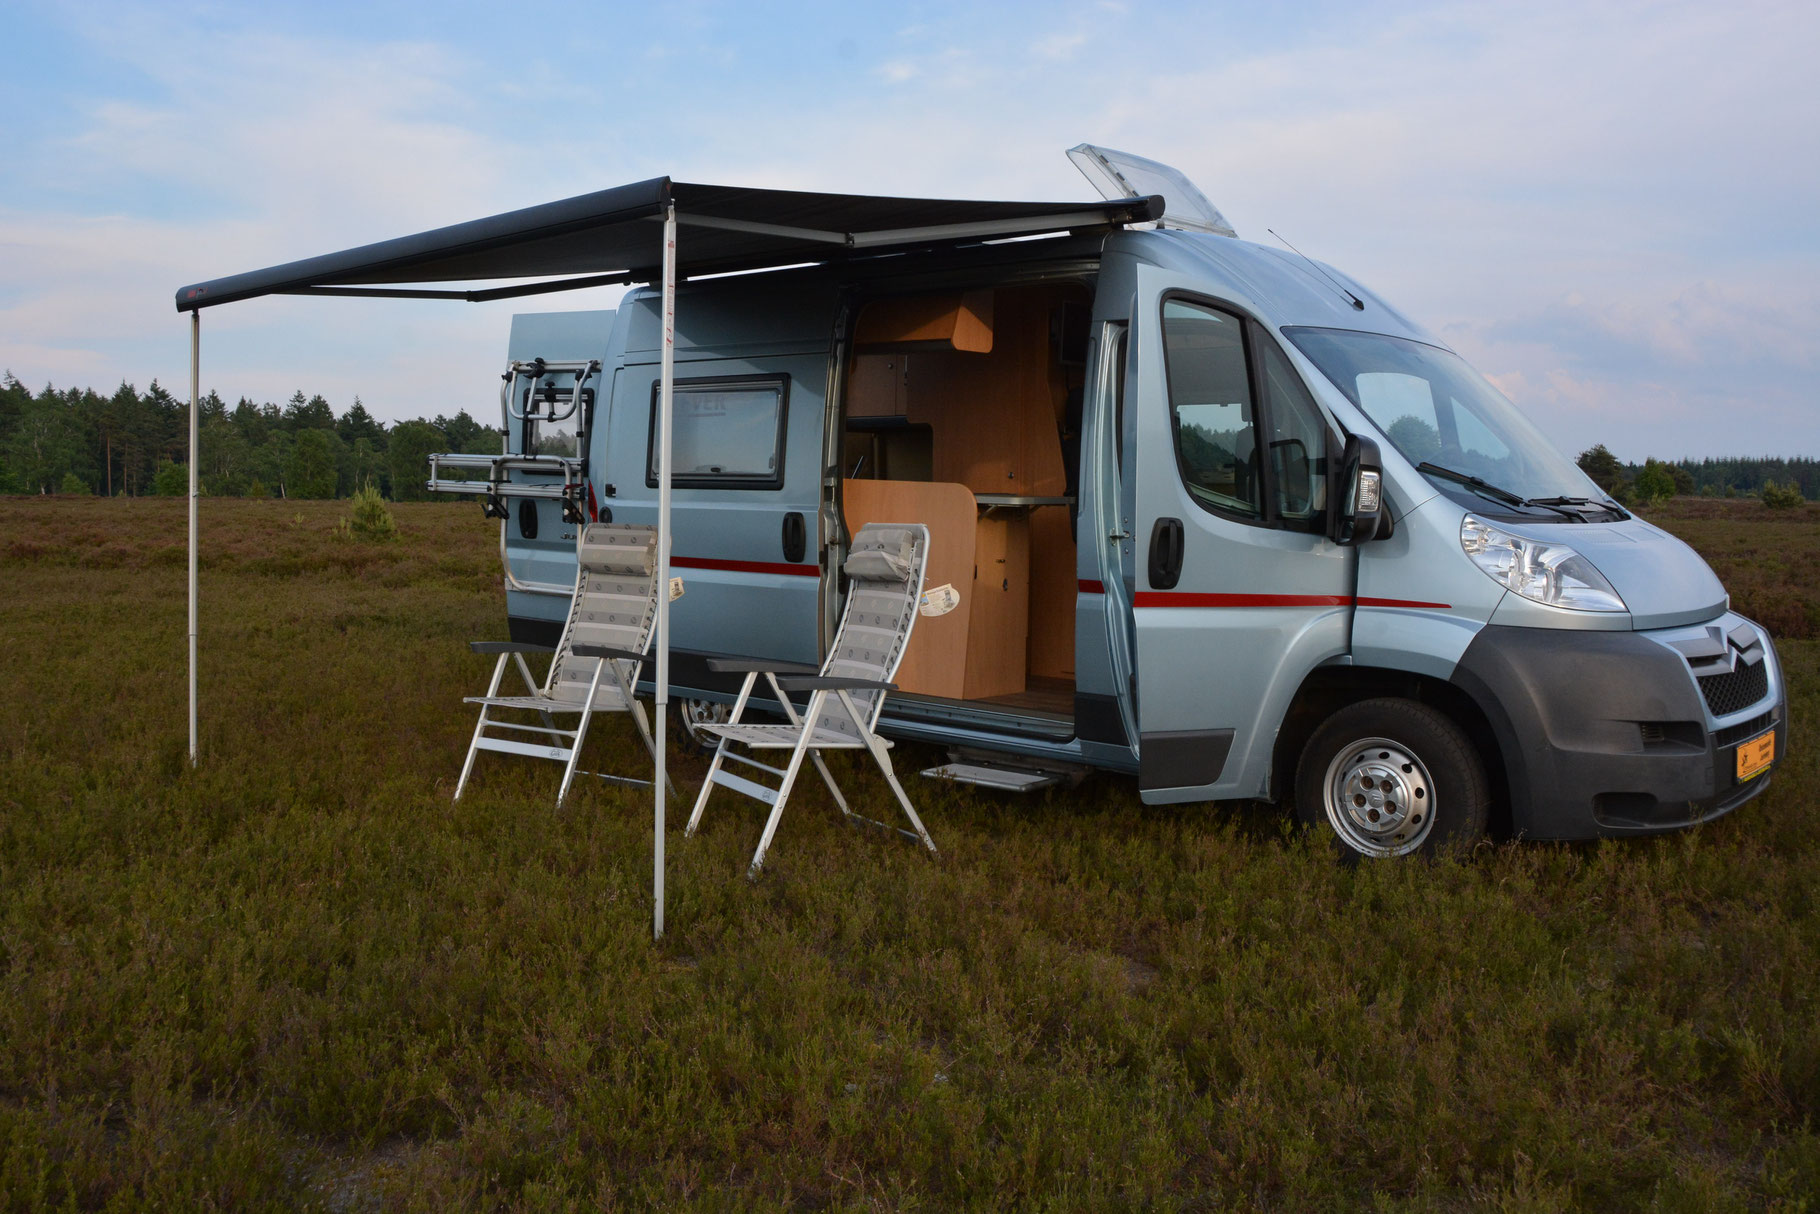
[601, 373, 827, 678]
[1127, 264, 1354, 802]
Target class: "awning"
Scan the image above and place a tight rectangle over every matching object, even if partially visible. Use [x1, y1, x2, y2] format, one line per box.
[174, 178, 1162, 311]
[175, 172, 1161, 940]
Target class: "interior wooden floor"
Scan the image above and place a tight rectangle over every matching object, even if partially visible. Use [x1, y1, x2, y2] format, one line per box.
[975, 676, 1074, 718]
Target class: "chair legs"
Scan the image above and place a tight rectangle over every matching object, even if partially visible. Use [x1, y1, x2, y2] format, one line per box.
[454, 653, 512, 802]
[686, 672, 759, 839]
[863, 729, 937, 853]
[458, 653, 677, 808]
[554, 658, 608, 809]
[688, 676, 850, 848]
[747, 728, 817, 878]
[688, 684, 937, 876]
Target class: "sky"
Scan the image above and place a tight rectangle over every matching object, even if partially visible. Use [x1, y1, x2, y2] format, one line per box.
[1, 0, 1815, 461]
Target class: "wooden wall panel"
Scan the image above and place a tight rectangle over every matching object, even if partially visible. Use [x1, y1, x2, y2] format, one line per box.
[841, 478, 975, 699]
[1026, 506, 1076, 680]
[847, 354, 907, 418]
[845, 284, 1086, 698]
[964, 513, 1030, 699]
[854, 290, 995, 353]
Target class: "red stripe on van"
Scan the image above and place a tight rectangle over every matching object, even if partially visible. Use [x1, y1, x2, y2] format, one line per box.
[1132, 592, 1452, 610]
[1078, 579, 1105, 595]
[1135, 592, 1352, 608]
[671, 556, 822, 578]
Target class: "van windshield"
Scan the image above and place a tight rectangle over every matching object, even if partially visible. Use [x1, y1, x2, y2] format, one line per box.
[1284, 327, 1620, 519]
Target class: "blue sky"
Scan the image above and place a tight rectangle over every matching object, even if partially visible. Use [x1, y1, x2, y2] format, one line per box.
[2, 0, 1815, 459]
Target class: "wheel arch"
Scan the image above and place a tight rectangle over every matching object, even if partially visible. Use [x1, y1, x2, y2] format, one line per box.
[1271, 663, 1513, 837]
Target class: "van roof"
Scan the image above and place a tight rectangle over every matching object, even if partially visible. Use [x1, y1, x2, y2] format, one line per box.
[1134, 229, 1442, 347]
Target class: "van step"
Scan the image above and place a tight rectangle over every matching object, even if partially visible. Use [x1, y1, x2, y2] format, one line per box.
[920, 762, 1065, 792]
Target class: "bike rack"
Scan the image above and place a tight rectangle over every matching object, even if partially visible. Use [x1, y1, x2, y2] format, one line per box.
[427, 357, 602, 596]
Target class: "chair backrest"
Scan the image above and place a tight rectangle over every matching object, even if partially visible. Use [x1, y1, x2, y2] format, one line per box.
[810, 523, 929, 741]
[545, 523, 660, 706]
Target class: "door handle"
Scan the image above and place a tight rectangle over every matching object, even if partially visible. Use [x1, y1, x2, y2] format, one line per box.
[1148, 517, 1184, 589]
[781, 511, 807, 564]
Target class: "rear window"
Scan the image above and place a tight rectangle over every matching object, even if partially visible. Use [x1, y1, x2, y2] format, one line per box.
[646, 375, 789, 489]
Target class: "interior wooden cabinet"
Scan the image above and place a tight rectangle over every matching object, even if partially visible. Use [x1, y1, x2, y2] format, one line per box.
[839, 283, 1087, 716]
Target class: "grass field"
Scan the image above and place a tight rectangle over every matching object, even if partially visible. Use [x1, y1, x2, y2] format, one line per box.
[1, 495, 1816, 1211]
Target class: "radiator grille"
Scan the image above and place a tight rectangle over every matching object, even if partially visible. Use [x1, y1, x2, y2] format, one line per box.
[1699, 660, 1770, 717]
[1715, 711, 1775, 748]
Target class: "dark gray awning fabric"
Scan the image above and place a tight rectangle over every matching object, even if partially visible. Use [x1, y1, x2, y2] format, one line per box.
[174, 178, 1162, 311]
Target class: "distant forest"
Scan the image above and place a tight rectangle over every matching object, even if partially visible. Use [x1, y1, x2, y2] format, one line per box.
[0, 373, 503, 500]
[1577, 445, 1818, 503]
[1, 372, 1814, 502]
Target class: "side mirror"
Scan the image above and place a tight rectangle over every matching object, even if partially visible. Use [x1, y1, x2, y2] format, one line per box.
[1331, 434, 1385, 546]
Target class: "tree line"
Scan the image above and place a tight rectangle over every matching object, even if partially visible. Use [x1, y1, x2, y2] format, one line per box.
[1576, 446, 1817, 505]
[0, 373, 502, 500]
[6, 371, 1813, 506]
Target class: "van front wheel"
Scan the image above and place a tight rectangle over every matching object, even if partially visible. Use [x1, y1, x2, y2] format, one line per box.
[1294, 698, 1488, 859]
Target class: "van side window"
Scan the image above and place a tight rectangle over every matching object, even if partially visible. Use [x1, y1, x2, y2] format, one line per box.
[1257, 336, 1328, 526]
[645, 375, 789, 490]
[1161, 300, 1262, 519]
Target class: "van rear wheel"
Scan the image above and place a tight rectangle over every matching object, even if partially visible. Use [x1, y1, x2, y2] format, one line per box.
[673, 698, 731, 756]
[1294, 698, 1488, 859]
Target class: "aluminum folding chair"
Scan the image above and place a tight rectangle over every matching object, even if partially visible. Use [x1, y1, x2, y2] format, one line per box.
[454, 522, 675, 807]
[686, 522, 937, 876]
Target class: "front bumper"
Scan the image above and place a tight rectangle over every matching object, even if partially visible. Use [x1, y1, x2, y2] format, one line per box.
[1451, 614, 1786, 840]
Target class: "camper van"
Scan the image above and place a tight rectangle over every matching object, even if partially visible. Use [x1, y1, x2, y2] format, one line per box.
[427, 148, 1787, 859]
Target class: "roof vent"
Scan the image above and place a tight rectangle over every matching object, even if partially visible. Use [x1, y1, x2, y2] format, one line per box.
[1067, 144, 1236, 238]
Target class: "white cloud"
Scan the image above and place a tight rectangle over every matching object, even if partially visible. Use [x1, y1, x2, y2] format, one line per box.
[1032, 31, 1087, 61]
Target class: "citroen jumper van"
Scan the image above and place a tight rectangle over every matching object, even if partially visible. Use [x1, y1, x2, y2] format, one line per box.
[431, 147, 1786, 859]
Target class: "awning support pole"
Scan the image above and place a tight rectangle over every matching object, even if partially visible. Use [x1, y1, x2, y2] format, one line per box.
[188, 309, 200, 765]
[654, 204, 676, 941]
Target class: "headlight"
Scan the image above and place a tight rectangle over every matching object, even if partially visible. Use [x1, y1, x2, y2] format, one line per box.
[1459, 515, 1626, 612]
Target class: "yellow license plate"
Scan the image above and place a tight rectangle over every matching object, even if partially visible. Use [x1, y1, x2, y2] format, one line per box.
[1736, 729, 1776, 781]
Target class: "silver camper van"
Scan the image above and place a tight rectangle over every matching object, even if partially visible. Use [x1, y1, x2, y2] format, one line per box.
[436, 148, 1787, 860]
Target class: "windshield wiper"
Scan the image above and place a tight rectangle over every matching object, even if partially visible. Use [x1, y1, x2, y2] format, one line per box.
[1417, 462, 1583, 520]
[1526, 495, 1626, 514]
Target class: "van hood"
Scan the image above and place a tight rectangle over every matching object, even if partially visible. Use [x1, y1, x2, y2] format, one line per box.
[1516, 516, 1728, 631]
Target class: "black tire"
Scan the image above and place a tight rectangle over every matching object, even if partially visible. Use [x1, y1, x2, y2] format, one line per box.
[672, 698, 731, 756]
[1293, 697, 1489, 860]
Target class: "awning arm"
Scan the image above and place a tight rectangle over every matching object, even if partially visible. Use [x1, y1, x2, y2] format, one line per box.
[674, 213, 850, 245]
[674, 205, 1138, 251]
[846, 208, 1134, 248]
[279, 270, 639, 304]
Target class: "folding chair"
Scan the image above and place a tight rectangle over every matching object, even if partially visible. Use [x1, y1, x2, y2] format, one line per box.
[454, 522, 676, 807]
[686, 522, 937, 876]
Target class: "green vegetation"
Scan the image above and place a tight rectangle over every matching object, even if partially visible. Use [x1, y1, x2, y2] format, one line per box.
[0, 373, 499, 501]
[1579, 444, 1817, 505]
[1, 497, 1816, 1208]
[334, 483, 401, 543]
[1764, 480, 1807, 511]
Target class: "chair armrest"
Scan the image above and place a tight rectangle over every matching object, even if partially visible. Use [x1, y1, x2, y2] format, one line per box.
[704, 656, 820, 675]
[572, 643, 648, 663]
[469, 641, 555, 655]
[774, 676, 898, 693]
